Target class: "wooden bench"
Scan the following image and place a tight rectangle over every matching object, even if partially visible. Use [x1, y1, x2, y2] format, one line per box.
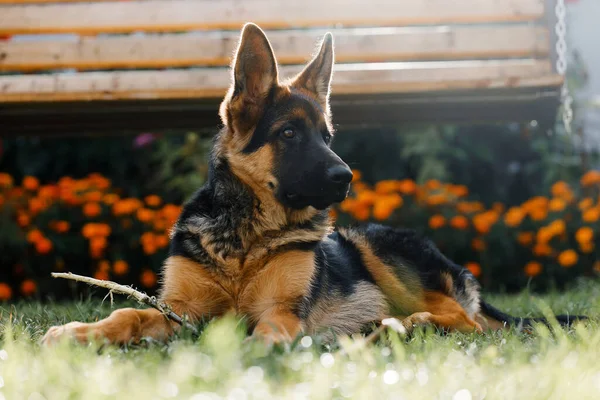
[0, 0, 563, 136]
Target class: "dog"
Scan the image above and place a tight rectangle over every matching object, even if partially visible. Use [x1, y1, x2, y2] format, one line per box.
[42, 23, 585, 346]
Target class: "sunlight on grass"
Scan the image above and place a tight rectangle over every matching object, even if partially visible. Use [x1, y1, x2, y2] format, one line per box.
[1, 281, 599, 400]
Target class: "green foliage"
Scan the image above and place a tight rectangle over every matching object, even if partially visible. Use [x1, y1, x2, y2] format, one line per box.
[146, 132, 212, 202]
[334, 123, 597, 207]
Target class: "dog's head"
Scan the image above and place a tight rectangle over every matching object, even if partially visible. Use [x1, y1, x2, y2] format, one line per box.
[218, 23, 352, 211]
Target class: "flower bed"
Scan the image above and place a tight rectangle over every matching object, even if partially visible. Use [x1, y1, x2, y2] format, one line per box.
[1, 169, 599, 300]
[335, 170, 600, 291]
[0, 173, 180, 300]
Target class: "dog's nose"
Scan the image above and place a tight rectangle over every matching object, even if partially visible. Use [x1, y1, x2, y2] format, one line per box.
[326, 165, 353, 184]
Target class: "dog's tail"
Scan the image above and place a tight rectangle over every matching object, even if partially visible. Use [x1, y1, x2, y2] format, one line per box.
[479, 299, 588, 330]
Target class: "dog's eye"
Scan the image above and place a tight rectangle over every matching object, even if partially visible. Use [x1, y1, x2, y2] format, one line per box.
[281, 128, 296, 139]
[323, 133, 332, 144]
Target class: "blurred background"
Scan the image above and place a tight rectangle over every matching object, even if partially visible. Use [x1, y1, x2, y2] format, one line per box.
[0, 0, 599, 301]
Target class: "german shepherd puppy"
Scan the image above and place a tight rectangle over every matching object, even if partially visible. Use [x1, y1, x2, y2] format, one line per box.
[42, 23, 584, 346]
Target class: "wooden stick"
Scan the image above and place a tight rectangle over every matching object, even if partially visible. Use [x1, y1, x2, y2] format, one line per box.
[51, 272, 198, 336]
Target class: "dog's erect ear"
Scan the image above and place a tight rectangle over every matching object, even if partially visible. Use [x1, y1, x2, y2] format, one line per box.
[291, 33, 334, 110]
[232, 23, 278, 101]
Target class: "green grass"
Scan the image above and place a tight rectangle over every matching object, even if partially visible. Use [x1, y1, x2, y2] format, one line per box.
[1, 280, 600, 400]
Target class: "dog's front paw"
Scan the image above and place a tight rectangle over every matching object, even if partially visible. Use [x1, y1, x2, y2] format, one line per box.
[40, 322, 92, 346]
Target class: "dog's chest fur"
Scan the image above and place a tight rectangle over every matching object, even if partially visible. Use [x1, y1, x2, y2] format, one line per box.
[168, 161, 331, 324]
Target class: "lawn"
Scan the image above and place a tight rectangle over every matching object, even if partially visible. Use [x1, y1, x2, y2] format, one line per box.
[1, 280, 600, 400]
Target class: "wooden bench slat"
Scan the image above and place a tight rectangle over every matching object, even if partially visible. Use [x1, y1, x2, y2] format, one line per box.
[0, 0, 546, 35]
[0, 0, 118, 3]
[0, 60, 561, 102]
[0, 26, 550, 72]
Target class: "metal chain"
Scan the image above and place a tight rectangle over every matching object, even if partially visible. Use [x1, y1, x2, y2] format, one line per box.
[555, 0, 573, 134]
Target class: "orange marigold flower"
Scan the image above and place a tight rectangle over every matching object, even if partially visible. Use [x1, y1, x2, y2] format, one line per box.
[530, 208, 548, 221]
[533, 242, 553, 257]
[153, 219, 168, 232]
[113, 260, 129, 276]
[551, 181, 573, 199]
[52, 220, 70, 233]
[456, 201, 485, 214]
[375, 180, 399, 195]
[447, 185, 469, 198]
[396, 179, 417, 195]
[23, 176, 40, 191]
[351, 170, 362, 183]
[517, 232, 534, 247]
[536, 227, 554, 244]
[356, 190, 377, 207]
[524, 196, 549, 209]
[490, 203, 504, 214]
[82, 223, 98, 239]
[17, 213, 30, 228]
[549, 198, 567, 212]
[548, 219, 566, 236]
[450, 215, 469, 230]
[38, 185, 59, 199]
[88, 173, 111, 190]
[425, 179, 442, 190]
[504, 207, 525, 227]
[83, 202, 102, 218]
[103, 194, 120, 205]
[35, 237, 53, 254]
[113, 198, 143, 216]
[558, 249, 578, 268]
[140, 232, 155, 245]
[373, 202, 395, 221]
[161, 204, 182, 222]
[29, 197, 46, 214]
[94, 271, 109, 281]
[0, 173, 14, 187]
[524, 261, 543, 277]
[426, 193, 447, 206]
[84, 191, 103, 202]
[473, 211, 499, 235]
[140, 270, 158, 288]
[98, 260, 110, 272]
[471, 238, 486, 252]
[145, 195, 162, 207]
[27, 229, 44, 244]
[90, 236, 107, 250]
[582, 207, 600, 223]
[142, 242, 158, 255]
[20, 279, 37, 296]
[58, 176, 75, 188]
[575, 227, 594, 244]
[578, 198, 594, 211]
[90, 248, 103, 259]
[0, 283, 12, 301]
[594, 261, 600, 273]
[465, 262, 481, 277]
[580, 170, 600, 187]
[82, 223, 111, 238]
[97, 223, 111, 237]
[429, 214, 446, 229]
[155, 234, 169, 248]
[579, 242, 595, 254]
[352, 206, 370, 221]
[136, 208, 155, 223]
